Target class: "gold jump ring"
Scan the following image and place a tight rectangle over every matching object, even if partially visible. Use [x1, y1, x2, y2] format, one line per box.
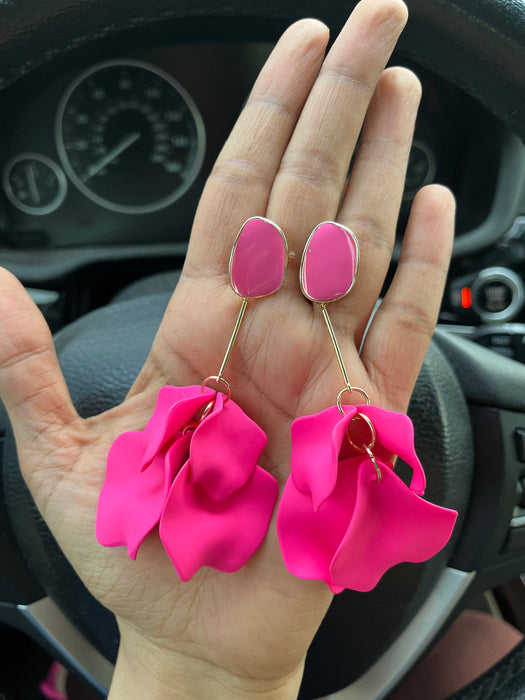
[201, 375, 232, 402]
[345, 412, 382, 482]
[345, 412, 376, 452]
[336, 385, 370, 414]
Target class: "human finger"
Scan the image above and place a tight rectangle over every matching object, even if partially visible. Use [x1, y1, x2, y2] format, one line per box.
[184, 19, 330, 278]
[266, 0, 408, 275]
[333, 66, 422, 340]
[0, 268, 81, 480]
[360, 184, 455, 412]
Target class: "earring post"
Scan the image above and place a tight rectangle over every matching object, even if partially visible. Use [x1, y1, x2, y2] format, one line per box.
[217, 297, 248, 380]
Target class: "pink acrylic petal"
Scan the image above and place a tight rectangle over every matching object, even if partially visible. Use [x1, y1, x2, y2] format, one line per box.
[96, 431, 173, 559]
[160, 461, 279, 580]
[230, 217, 287, 298]
[330, 458, 458, 592]
[164, 431, 192, 482]
[189, 394, 267, 501]
[141, 385, 215, 469]
[358, 405, 426, 494]
[276, 456, 364, 593]
[301, 222, 358, 303]
[291, 405, 357, 510]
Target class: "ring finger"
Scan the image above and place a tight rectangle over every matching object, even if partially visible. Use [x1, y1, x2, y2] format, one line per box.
[266, 0, 409, 282]
[332, 65, 422, 342]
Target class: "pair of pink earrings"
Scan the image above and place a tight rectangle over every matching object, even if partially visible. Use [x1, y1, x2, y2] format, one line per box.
[96, 217, 457, 593]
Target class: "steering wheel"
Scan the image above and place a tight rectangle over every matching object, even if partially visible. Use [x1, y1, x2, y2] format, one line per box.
[1, 1, 525, 698]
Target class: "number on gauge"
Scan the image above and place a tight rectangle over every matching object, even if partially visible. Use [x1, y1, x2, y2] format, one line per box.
[56, 59, 205, 214]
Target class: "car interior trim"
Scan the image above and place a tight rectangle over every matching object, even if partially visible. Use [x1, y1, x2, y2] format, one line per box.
[451, 134, 525, 257]
[321, 567, 476, 700]
[0, 242, 188, 282]
[0, 596, 114, 694]
[510, 516, 525, 529]
[393, 133, 525, 260]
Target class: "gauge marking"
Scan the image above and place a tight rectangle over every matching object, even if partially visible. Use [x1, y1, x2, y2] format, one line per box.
[55, 59, 206, 215]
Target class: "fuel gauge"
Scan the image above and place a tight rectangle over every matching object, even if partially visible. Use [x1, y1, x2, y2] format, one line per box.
[3, 153, 67, 215]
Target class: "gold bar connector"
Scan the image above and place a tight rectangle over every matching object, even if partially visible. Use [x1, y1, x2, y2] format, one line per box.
[217, 297, 248, 380]
[320, 303, 351, 390]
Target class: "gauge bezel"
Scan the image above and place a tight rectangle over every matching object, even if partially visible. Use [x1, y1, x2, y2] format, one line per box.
[402, 138, 437, 201]
[55, 58, 206, 215]
[471, 266, 524, 323]
[2, 152, 68, 216]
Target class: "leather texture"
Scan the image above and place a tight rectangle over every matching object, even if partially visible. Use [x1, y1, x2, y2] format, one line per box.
[448, 639, 525, 700]
[3, 284, 473, 697]
[0, 0, 524, 140]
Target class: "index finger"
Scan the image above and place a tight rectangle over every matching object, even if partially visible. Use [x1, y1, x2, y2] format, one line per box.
[184, 19, 330, 278]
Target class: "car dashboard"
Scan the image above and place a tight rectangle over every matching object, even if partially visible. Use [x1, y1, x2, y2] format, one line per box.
[1, 41, 524, 355]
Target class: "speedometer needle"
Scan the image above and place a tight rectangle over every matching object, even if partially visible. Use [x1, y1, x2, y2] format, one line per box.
[83, 131, 141, 182]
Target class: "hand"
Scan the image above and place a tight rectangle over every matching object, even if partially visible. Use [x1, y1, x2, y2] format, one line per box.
[0, 1, 455, 698]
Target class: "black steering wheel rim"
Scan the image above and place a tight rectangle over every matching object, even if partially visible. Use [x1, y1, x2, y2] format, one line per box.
[0, 0, 524, 142]
[1, 0, 525, 698]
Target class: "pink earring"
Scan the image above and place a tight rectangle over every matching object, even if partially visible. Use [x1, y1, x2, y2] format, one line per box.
[276, 221, 458, 593]
[96, 217, 286, 581]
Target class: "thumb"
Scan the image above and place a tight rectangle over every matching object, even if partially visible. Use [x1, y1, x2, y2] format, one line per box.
[0, 268, 80, 481]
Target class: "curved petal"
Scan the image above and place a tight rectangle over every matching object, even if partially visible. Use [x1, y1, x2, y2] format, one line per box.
[141, 385, 215, 469]
[358, 405, 426, 494]
[330, 457, 457, 592]
[96, 431, 176, 559]
[160, 462, 279, 580]
[164, 431, 192, 483]
[276, 457, 364, 593]
[189, 395, 267, 501]
[291, 405, 357, 510]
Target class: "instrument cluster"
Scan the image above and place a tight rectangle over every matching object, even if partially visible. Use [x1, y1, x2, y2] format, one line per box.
[2, 41, 524, 361]
[0, 44, 251, 249]
[0, 43, 504, 252]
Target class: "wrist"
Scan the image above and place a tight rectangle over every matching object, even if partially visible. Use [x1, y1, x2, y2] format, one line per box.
[108, 625, 304, 700]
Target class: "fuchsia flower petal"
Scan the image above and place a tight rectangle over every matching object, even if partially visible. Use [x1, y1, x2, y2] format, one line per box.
[189, 393, 267, 501]
[159, 395, 278, 577]
[160, 460, 279, 580]
[330, 457, 457, 591]
[277, 457, 366, 593]
[357, 405, 426, 494]
[141, 386, 215, 470]
[96, 430, 191, 559]
[277, 405, 458, 593]
[96, 386, 207, 559]
[97, 383, 278, 578]
[290, 405, 357, 511]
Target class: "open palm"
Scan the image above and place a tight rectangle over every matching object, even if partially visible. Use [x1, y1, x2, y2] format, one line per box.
[0, 0, 455, 697]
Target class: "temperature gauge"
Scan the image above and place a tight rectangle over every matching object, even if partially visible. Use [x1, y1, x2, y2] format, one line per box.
[3, 153, 67, 215]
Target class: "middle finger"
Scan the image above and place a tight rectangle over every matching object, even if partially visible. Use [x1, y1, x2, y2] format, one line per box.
[266, 0, 408, 274]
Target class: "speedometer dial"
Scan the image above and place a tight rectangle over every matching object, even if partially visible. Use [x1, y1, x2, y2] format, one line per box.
[56, 59, 205, 214]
